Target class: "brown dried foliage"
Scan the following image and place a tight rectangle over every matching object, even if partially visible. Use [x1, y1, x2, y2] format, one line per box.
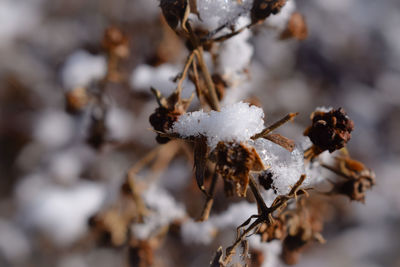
[280, 12, 308, 41]
[210, 142, 265, 197]
[304, 108, 354, 153]
[251, 0, 288, 24]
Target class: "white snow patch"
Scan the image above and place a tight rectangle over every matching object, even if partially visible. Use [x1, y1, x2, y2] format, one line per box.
[0, 0, 41, 47]
[172, 102, 264, 148]
[16, 177, 105, 246]
[61, 50, 106, 90]
[251, 138, 306, 195]
[181, 201, 257, 245]
[130, 63, 195, 99]
[217, 24, 253, 85]
[196, 0, 253, 30]
[106, 107, 135, 141]
[132, 184, 186, 240]
[34, 110, 74, 148]
[0, 219, 30, 262]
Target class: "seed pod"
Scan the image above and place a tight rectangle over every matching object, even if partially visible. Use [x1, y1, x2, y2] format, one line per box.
[251, 0, 287, 24]
[210, 142, 265, 197]
[159, 0, 187, 30]
[149, 107, 182, 144]
[102, 26, 129, 58]
[280, 12, 308, 41]
[304, 108, 354, 153]
[258, 217, 287, 242]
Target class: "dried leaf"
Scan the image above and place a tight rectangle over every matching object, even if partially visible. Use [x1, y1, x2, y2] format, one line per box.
[194, 137, 209, 195]
[251, 0, 287, 24]
[210, 247, 223, 267]
[265, 133, 295, 152]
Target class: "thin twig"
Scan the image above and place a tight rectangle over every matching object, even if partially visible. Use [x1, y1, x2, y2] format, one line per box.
[252, 112, 299, 140]
[175, 51, 195, 96]
[194, 48, 220, 111]
[198, 170, 219, 221]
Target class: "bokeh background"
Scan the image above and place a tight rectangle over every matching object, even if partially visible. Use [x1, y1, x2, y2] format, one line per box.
[0, 0, 399, 266]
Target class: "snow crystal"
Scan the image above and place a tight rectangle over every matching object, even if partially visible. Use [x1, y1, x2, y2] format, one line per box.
[315, 106, 333, 113]
[131, 184, 186, 240]
[172, 102, 264, 148]
[252, 138, 306, 195]
[61, 50, 106, 90]
[196, 0, 253, 30]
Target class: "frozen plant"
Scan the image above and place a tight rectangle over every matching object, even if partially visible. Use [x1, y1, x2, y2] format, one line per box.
[84, 1, 376, 267]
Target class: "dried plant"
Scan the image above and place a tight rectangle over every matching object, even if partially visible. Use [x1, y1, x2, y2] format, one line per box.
[83, 1, 376, 266]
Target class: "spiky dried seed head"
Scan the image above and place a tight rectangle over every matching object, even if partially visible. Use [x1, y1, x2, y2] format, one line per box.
[210, 142, 265, 197]
[251, 0, 288, 24]
[159, 0, 187, 30]
[304, 108, 354, 153]
[149, 107, 182, 144]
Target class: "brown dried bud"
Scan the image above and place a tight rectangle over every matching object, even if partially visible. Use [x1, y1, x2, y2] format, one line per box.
[250, 249, 265, 267]
[159, 0, 187, 30]
[251, 0, 287, 24]
[334, 176, 374, 202]
[281, 230, 307, 265]
[87, 114, 107, 149]
[280, 12, 308, 41]
[102, 26, 129, 58]
[149, 107, 182, 144]
[65, 87, 89, 113]
[258, 218, 286, 242]
[304, 108, 354, 153]
[330, 157, 376, 202]
[210, 142, 265, 197]
[128, 240, 154, 267]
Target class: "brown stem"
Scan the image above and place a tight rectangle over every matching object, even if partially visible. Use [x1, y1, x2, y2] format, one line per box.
[249, 176, 269, 214]
[175, 51, 195, 96]
[198, 171, 219, 221]
[194, 48, 220, 111]
[252, 112, 298, 140]
[222, 217, 262, 265]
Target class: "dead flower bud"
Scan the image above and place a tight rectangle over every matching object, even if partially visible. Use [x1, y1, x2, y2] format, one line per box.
[304, 108, 354, 153]
[281, 205, 325, 265]
[65, 87, 90, 113]
[102, 26, 129, 58]
[128, 240, 154, 267]
[149, 88, 192, 144]
[325, 157, 376, 202]
[280, 12, 308, 41]
[210, 142, 265, 197]
[258, 217, 286, 242]
[149, 106, 182, 144]
[159, 0, 187, 30]
[251, 0, 287, 24]
[250, 249, 265, 267]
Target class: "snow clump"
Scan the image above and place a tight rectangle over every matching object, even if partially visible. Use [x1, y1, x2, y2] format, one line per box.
[61, 50, 106, 90]
[171, 102, 264, 148]
[196, 0, 253, 30]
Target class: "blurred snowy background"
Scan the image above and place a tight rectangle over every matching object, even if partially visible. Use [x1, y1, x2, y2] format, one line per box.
[0, 0, 400, 266]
